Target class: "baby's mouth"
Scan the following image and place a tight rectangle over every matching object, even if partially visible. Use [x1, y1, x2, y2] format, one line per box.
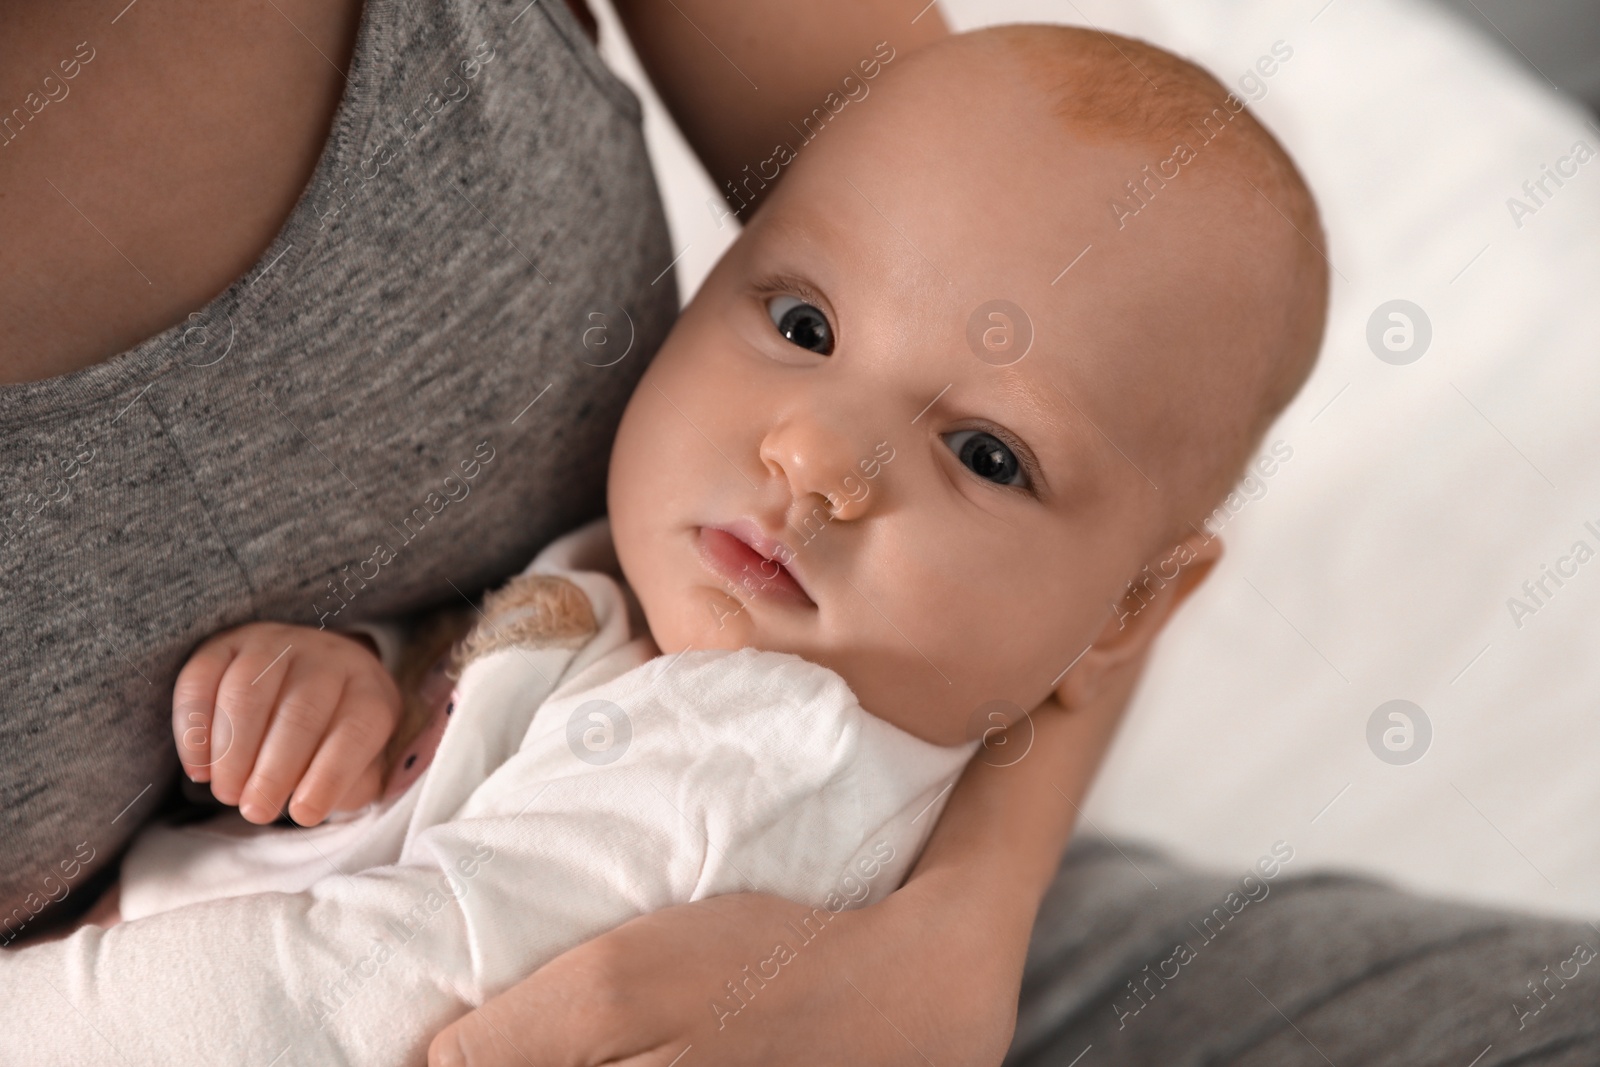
[696, 526, 815, 607]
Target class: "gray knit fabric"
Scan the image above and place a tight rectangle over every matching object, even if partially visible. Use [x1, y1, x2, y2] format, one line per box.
[1007, 839, 1600, 1067]
[0, 0, 676, 938]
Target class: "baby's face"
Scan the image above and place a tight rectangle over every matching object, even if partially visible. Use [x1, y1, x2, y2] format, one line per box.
[608, 45, 1282, 744]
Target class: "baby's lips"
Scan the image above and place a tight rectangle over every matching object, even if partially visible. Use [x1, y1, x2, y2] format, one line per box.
[698, 524, 815, 607]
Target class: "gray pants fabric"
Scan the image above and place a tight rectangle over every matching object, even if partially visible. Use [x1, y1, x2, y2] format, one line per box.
[1007, 838, 1600, 1066]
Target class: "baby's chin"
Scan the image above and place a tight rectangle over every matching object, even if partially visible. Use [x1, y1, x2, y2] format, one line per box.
[640, 583, 761, 657]
[649, 603, 1045, 747]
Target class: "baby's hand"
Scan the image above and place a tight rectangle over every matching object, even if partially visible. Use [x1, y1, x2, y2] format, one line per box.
[173, 622, 403, 826]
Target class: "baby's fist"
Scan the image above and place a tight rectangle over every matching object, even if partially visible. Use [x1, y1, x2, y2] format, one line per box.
[173, 622, 403, 826]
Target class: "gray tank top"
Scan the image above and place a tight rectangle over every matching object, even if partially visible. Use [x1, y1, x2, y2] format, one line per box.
[0, 0, 676, 936]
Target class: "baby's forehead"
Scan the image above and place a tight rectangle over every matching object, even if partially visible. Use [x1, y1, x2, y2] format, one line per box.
[749, 138, 1268, 392]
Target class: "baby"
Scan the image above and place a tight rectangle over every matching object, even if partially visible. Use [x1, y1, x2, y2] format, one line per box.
[2, 24, 1327, 1066]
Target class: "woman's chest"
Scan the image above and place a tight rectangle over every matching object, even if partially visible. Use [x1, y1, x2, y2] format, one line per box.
[0, 0, 678, 697]
[0, 0, 366, 384]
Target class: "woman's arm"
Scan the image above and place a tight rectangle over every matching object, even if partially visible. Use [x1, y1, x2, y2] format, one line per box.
[427, 650, 1145, 1067]
[611, 0, 950, 213]
[906, 653, 1138, 964]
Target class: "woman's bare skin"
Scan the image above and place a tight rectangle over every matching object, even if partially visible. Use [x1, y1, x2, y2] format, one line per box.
[0, 0, 362, 384]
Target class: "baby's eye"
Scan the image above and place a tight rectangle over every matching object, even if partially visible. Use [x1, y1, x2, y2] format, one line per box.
[767, 295, 834, 355]
[944, 430, 1026, 487]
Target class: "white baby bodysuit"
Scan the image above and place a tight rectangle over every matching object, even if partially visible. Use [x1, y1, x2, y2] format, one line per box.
[0, 520, 975, 1066]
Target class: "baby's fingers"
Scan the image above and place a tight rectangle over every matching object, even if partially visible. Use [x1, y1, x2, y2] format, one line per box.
[332, 753, 388, 818]
[238, 662, 345, 824]
[206, 639, 299, 811]
[172, 633, 246, 782]
[287, 686, 399, 827]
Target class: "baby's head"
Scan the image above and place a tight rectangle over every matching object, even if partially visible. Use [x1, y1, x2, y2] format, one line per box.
[607, 25, 1328, 745]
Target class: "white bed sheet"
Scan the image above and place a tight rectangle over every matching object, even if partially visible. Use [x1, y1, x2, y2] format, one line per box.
[593, 0, 1600, 919]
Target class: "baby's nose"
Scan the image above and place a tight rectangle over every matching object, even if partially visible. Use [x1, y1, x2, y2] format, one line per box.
[759, 415, 874, 520]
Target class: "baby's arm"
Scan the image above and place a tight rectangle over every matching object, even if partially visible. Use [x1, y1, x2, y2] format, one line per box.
[0, 664, 702, 1066]
[174, 622, 403, 826]
[0, 809, 670, 1066]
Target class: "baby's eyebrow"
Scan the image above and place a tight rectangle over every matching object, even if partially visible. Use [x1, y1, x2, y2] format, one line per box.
[753, 204, 849, 258]
[995, 370, 1118, 493]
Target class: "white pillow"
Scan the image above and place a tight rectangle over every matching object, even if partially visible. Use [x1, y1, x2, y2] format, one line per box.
[947, 0, 1600, 919]
[598, 0, 1600, 918]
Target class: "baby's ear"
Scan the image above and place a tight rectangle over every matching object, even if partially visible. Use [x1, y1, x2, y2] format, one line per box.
[1055, 530, 1222, 711]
